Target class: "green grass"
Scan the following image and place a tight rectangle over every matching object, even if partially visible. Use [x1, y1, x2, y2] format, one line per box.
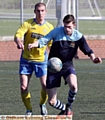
[79, 20, 105, 35]
[0, 19, 57, 36]
[0, 19, 20, 36]
[0, 0, 105, 36]
[0, 19, 105, 36]
[0, 60, 105, 120]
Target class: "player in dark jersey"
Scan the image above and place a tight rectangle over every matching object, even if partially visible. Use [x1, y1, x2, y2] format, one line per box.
[28, 14, 102, 116]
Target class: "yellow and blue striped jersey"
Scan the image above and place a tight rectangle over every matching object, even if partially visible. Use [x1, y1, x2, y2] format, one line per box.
[15, 18, 54, 62]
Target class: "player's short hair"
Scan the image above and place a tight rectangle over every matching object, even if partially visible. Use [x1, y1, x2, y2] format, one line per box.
[35, 2, 46, 10]
[63, 14, 75, 24]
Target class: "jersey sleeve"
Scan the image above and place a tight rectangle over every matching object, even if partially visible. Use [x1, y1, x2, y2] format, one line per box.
[79, 36, 94, 56]
[14, 21, 29, 39]
[38, 29, 55, 48]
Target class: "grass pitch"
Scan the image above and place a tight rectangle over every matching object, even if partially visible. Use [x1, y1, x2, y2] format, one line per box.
[0, 60, 105, 120]
[0, 19, 105, 36]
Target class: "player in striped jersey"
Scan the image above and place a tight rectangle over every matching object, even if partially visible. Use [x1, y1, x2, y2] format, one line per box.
[28, 14, 102, 115]
[14, 2, 54, 116]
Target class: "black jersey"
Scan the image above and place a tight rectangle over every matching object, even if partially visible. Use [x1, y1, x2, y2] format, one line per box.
[38, 27, 94, 69]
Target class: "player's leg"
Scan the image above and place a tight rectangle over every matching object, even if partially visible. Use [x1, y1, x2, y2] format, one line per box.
[20, 75, 33, 115]
[60, 67, 77, 115]
[34, 63, 48, 115]
[65, 73, 77, 114]
[19, 58, 33, 115]
[39, 75, 48, 115]
[46, 72, 66, 113]
[47, 88, 66, 112]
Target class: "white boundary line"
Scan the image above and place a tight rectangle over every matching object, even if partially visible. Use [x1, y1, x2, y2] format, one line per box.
[0, 115, 72, 120]
[0, 35, 105, 41]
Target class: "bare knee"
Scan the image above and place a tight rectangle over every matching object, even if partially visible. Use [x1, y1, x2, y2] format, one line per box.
[41, 84, 46, 91]
[40, 76, 47, 91]
[20, 75, 30, 93]
[66, 74, 78, 92]
[21, 85, 28, 93]
[47, 88, 57, 106]
[71, 85, 78, 93]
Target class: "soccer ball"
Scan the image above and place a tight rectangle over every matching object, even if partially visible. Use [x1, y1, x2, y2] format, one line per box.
[48, 57, 63, 73]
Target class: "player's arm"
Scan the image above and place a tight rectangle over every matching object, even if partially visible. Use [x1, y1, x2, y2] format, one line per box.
[14, 21, 29, 50]
[28, 37, 50, 50]
[14, 37, 24, 50]
[79, 36, 102, 64]
[46, 46, 50, 55]
[89, 53, 102, 64]
[28, 41, 39, 50]
[28, 30, 54, 50]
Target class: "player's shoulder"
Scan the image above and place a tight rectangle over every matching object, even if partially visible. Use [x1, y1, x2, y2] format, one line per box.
[46, 21, 53, 27]
[45, 21, 54, 30]
[52, 26, 63, 34]
[73, 29, 82, 34]
[25, 18, 34, 23]
[72, 29, 83, 41]
[55, 26, 63, 30]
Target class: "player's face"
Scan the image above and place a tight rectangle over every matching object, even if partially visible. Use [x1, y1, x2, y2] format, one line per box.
[64, 22, 75, 35]
[34, 5, 46, 22]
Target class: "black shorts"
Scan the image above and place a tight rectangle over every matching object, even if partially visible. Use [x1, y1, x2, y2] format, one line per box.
[46, 66, 76, 89]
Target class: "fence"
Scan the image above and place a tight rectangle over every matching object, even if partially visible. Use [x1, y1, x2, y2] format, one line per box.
[0, 0, 105, 60]
[0, 0, 105, 36]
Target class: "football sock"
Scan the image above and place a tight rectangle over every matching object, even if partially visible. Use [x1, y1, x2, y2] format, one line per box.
[21, 92, 32, 111]
[39, 89, 48, 105]
[67, 89, 77, 108]
[49, 99, 66, 111]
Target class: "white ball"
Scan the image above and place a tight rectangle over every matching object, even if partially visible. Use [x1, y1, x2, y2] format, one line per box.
[48, 57, 63, 73]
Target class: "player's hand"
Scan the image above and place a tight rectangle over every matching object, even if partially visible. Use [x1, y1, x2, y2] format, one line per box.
[93, 57, 102, 64]
[28, 41, 39, 50]
[17, 43, 24, 50]
[28, 44, 33, 50]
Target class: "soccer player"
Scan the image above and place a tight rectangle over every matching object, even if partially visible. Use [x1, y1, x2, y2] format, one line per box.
[28, 14, 102, 115]
[14, 2, 54, 116]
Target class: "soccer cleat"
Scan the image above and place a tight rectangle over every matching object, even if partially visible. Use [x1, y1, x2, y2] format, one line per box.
[40, 104, 48, 115]
[58, 106, 73, 116]
[25, 110, 33, 116]
[58, 110, 66, 115]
